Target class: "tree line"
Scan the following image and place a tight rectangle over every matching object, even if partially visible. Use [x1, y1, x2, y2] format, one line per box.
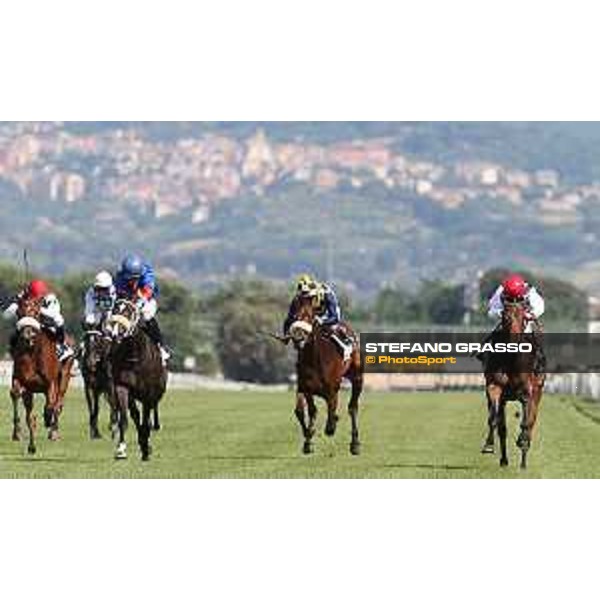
[0, 264, 589, 383]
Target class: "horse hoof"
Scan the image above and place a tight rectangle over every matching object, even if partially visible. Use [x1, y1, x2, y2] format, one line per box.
[28, 445, 36, 456]
[90, 430, 102, 440]
[325, 422, 338, 437]
[481, 444, 495, 455]
[12, 433, 21, 442]
[115, 443, 128, 460]
[500, 458, 509, 467]
[350, 443, 361, 456]
[303, 443, 313, 455]
[153, 424, 161, 432]
[141, 454, 150, 462]
[48, 431, 60, 442]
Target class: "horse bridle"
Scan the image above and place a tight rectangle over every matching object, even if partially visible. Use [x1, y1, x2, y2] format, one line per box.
[106, 299, 141, 339]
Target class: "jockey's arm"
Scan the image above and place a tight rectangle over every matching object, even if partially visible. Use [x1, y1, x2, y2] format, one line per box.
[316, 291, 341, 326]
[283, 300, 297, 335]
[487, 286, 504, 319]
[84, 288, 96, 317]
[2, 291, 23, 321]
[40, 294, 64, 328]
[527, 287, 545, 319]
[3, 301, 18, 321]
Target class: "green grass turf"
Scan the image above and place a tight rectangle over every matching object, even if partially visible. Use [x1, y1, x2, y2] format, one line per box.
[0, 388, 599, 478]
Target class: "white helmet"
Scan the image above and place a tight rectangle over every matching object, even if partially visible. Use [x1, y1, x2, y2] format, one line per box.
[94, 271, 113, 289]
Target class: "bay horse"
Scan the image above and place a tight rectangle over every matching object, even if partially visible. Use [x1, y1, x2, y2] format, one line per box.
[286, 295, 363, 456]
[10, 296, 75, 454]
[105, 299, 167, 461]
[81, 328, 117, 440]
[482, 299, 545, 469]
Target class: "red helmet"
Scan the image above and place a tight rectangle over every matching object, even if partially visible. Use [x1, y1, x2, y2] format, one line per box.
[28, 279, 49, 299]
[502, 274, 527, 300]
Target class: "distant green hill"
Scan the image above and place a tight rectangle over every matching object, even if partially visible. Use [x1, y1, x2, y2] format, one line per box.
[4, 122, 600, 294]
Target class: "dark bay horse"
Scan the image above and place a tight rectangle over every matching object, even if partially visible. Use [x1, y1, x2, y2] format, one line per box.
[286, 295, 363, 456]
[482, 300, 545, 469]
[81, 328, 116, 440]
[10, 296, 75, 454]
[105, 299, 167, 461]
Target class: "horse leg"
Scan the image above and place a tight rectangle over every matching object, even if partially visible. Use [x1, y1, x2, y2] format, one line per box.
[129, 399, 141, 430]
[23, 392, 36, 455]
[152, 405, 161, 431]
[483, 383, 501, 456]
[45, 382, 60, 442]
[295, 393, 313, 455]
[497, 400, 508, 467]
[136, 402, 152, 461]
[85, 386, 101, 440]
[306, 394, 317, 446]
[348, 373, 362, 456]
[109, 401, 119, 440]
[517, 397, 530, 470]
[324, 389, 339, 437]
[526, 382, 543, 446]
[481, 397, 496, 454]
[10, 381, 22, 442]
[114, 385, 129, 460]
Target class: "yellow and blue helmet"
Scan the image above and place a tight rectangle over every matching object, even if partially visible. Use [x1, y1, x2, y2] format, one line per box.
[296, 274, 318, 297]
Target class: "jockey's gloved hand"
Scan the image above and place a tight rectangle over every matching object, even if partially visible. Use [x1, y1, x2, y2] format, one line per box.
[314, 316, 324, 326]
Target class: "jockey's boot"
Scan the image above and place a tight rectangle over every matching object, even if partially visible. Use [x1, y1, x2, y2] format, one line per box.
[331, 327, 354, 362]
[55, 327, 74, 362]
[144, 318, 171, 365]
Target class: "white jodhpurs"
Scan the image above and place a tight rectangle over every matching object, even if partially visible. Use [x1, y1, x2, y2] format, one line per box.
[140, 298, 158, 321]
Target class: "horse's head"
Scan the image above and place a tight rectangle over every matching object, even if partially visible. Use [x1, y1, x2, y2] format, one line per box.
[288, 294, 318, 350]
[501, 299, 528, 335]
[15, 296, 42, 348]
[105, 299, 140, 343]
[83, 329, 112, 372]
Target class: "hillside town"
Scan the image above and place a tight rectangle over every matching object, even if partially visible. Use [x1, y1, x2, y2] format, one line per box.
[0, 121, 597, 227]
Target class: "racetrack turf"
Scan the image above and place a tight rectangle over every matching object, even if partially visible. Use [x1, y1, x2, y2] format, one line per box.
[0, 388, 599, 478]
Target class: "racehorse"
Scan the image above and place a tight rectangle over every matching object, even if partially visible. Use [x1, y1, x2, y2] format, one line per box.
[286, 295, 363, 456]
[10, 295, 75, 454]
[105, 299, 167, 461]
[81, 328, 117, 440]
[482, 299, 545, 469]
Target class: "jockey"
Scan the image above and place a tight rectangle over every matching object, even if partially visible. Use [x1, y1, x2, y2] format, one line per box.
[115, 254, 170, 364]
[487, 274, 545, 331]
[2, 279, 74, 362]
[484, 273, 546, 373]
[284, 274, 354, 361]
[83, 271, 116, 329]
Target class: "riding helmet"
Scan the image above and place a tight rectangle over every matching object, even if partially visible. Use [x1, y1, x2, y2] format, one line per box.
[502, 274, 527, 300]
[28, 279, 49, 298]
[94, 270, 114, 289]
[121, 254, 144, 280]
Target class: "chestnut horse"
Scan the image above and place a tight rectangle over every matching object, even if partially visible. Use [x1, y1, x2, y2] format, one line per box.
[287, 295, 363, 456]
[482, 300, 545, 469]
[10, 296, 75, 454]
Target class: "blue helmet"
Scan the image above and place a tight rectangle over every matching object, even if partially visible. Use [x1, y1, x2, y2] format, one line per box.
[120, 254, 144, 280]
